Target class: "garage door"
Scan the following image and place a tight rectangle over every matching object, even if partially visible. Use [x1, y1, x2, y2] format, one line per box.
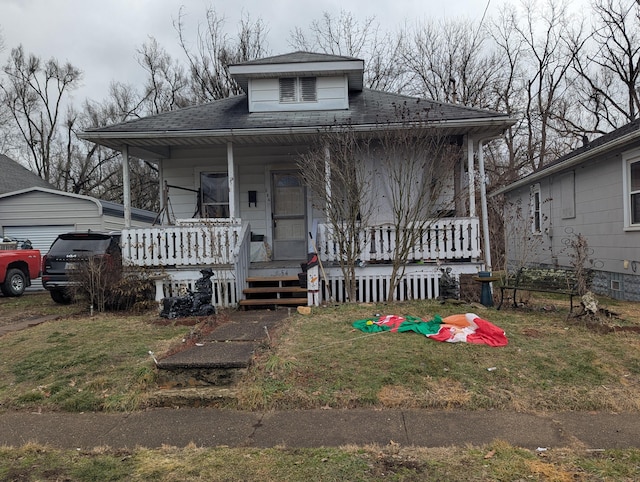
[3, 225, 75, 291]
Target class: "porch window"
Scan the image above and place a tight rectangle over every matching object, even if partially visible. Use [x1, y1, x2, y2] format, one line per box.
[279, 77, 317, 103]
[200, 172, 229, 218]
[531, 183, 542, 234]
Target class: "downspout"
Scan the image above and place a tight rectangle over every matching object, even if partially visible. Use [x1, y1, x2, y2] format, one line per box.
[122, 145, 131, 228]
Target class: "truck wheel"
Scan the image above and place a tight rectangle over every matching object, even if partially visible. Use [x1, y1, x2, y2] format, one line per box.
[2, 268, 26, 296]
[50, 289, 73, 304]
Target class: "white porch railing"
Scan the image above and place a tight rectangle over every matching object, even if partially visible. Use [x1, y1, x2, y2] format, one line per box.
[317, 217, 481, 263]
[122, 220, 252, 308]
[121, 219, 243, 267]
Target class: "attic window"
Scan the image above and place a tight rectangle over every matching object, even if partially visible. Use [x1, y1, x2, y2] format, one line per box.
[279, 77, 317, 103]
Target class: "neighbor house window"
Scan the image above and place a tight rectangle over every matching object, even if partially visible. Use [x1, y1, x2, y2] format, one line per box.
[200, 172, 229, 218]
[279, 77, 317, 103]
[531, 183, 542, 234]
[629, 159, 640, 226]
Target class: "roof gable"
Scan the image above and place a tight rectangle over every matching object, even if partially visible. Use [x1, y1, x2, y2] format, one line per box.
[493, 118, 640, 196]
[228, 50, 365, 92]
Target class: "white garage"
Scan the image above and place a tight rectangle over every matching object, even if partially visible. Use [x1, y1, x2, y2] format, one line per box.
[0, 187, 157, 292]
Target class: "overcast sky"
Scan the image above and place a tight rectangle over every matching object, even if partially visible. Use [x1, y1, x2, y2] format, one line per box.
[0, 0, 498, 104]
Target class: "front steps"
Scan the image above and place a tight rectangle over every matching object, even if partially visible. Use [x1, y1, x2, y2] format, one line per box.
[239, 275, 307, 308]
[151, 309, 287, 407]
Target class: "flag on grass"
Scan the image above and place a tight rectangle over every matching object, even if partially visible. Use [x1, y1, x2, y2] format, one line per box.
[352, 313, 507, 347]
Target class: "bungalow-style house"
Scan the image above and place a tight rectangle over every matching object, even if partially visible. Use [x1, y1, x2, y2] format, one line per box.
[493, 118, 640, 301]
[80, 51, 515, 307]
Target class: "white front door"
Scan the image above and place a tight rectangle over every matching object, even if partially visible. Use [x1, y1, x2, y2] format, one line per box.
[271, 171, 307, 260]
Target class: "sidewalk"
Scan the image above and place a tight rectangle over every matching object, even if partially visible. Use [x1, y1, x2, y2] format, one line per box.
[0, 408, 638, 450]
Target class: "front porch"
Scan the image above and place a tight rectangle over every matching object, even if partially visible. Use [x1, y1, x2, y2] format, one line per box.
[121, 217, 483, 307]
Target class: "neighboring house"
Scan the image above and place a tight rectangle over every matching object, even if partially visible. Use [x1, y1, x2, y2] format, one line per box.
[80, 51, 515, 307]
[0, 154, 55, 195]
[493, 118, 640, 301]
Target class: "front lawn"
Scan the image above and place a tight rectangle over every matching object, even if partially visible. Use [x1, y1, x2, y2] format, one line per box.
[1, 292, 639, 414]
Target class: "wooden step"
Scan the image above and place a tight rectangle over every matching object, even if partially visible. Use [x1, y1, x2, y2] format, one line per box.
[243, 286, 307, 294]
[238, 297, 308, 306]
[246, 276, 300, 283]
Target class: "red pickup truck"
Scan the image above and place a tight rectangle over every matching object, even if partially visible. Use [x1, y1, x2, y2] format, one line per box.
[0, 245, 41, 297]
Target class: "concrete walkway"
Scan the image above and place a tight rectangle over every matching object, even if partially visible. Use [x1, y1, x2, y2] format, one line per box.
[0, 408, 638, 450]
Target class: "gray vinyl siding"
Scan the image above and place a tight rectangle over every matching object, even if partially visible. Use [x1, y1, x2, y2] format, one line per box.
[504, 145, 640, 300]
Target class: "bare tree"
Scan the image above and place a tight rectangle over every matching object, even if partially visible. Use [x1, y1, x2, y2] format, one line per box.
[569, 0, 640, 133]
[137, 37, 192, 115]
[401, 18, 503, 108]
[298, 125, 376, 302]
[289, 10, 407, 92]
[376, 103, 462, 301]
[174, 7, 269, 103]
[0, 45, 82, 182]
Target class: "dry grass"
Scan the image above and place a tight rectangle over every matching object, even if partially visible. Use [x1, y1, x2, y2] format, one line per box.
[237, 295, 640, 412]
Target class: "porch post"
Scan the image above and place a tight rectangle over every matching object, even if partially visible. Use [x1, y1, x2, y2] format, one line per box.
[478, 140, 492, 270]
[324, 145, 331, 210]
[227, 141, 236, 219]
[467, 135, 476, 217]
[122, 144, 131, 228]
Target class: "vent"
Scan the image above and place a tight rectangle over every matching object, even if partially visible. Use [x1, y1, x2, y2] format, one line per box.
[300, 77, 317, 102]
[611, 280, 621, 291]
[279, 78, 296, 103]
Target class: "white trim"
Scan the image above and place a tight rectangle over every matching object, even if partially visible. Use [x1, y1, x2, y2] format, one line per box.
[0, 187, 104, 215]
[622, 147, 640, 229]
[80, 116, 517, 143]
[467, 135, 476, 217]
[122, 145, 131, 228]
[228, 60, 364, 77]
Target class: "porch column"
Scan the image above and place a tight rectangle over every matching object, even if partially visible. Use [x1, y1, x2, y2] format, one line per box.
[122, 144, 131, 228]
[324, 145, 332, 210]
[478, 140, 491, 270]
[227, 141, 236, 219]
[467, 135, 476, 217]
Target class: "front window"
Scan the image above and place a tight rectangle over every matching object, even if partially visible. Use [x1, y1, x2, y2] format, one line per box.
[201, 172, 229, 218]
[629, 160, 640, 225]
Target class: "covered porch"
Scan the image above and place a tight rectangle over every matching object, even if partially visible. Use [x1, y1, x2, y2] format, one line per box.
[121, 216, 482, 307]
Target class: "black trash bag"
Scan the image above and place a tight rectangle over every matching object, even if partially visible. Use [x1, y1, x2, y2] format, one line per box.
[160, 268, 216, 318]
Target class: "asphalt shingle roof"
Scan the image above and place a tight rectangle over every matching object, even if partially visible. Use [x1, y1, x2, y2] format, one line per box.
[0, 154, 54, 195]
[85, 89, 509, 136]
[230, 51, 361, 66]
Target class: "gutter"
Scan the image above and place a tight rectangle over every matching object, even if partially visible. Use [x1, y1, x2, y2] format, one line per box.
[78, 116, 517, 143]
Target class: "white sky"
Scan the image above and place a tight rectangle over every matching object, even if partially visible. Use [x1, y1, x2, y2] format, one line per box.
[0, 0, 499, 104]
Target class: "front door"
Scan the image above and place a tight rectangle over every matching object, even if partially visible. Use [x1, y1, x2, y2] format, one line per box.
[271, 171, 307, 260]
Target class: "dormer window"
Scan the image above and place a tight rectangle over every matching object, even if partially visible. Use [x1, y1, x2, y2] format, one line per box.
[279, 77, 317, 103]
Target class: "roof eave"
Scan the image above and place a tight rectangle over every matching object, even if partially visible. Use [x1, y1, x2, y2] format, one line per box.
[79, 115, 517, 144]
[491, 127, 640, 197]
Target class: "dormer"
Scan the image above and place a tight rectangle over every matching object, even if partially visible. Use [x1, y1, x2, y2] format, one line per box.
[228, 51, 364, 113]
